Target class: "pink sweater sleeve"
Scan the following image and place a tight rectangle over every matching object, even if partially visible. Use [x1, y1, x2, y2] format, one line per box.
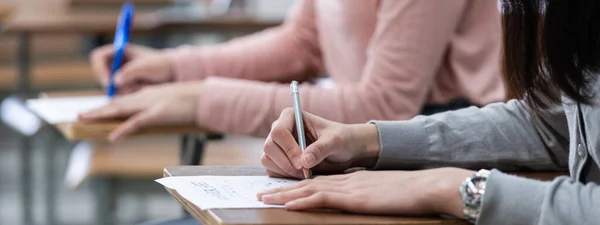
[195, 0, 470, 137]
[166, 0, 322, 82]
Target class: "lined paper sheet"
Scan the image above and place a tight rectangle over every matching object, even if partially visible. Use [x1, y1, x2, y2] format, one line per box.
[26, 96, 109, 124]
[156, 176, 299, 209]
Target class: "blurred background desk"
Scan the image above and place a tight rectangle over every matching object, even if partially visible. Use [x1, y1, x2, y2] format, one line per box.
[0, 1, 286, 225]
[2, 0, 282, 97]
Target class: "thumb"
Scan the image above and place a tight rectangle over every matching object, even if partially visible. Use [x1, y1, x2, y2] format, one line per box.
[301, 139, 331, 168]
[108, 109, 158, 142]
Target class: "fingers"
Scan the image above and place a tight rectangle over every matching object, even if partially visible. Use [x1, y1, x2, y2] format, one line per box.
[285, 192, 350, 211]
[258, 179, 352, 211]
[266, 169, 288, 179]
[274, 108, 339, 169]
[301, 138, 332, 168]
[78, 96, 138, 122]
[90, 45, 115, 86]
[270, 119, 303, 169]
[113, 60, 150, 88]
[115, 54, 172, 89]
[108, 108, 158, 141]
[261, 153, 296, 178]
[257, 179, 309, 200]
[263, 139, 304, 179]
[258, 174, 347, 200]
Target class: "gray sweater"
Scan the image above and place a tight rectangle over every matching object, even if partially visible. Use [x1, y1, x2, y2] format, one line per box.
[371, 90, 600, 224]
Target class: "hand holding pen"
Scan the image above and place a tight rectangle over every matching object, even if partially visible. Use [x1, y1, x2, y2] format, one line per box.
[261, 80, 380, 180]
[290, 81, 312, 179]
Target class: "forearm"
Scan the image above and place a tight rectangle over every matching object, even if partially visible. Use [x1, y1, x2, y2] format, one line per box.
[165, 27, 321, 82]
[165, 1, 321, 83]
[369, 100, 570, 171]
[476, 170, 600, 225]
[194, 76, 433, 137]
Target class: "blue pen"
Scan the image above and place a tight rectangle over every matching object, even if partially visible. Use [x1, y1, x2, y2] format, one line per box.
[107, 2, 135, 98]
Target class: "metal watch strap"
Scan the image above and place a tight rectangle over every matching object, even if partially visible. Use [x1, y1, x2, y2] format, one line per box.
[460, 169, 490, 224]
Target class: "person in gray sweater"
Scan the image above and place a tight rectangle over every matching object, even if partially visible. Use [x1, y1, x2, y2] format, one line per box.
[256, 0, 600, 224]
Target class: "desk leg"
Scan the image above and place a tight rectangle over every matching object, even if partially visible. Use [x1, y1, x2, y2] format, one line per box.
[180, 134, 223, 165]
[19, 135, 33, 225]
[94, 177, 117, 225]
[16, 32, 31, 97]
[16, 32, 33, 225]
[44, 129, 61, 225]
[180, 135, 204, 166]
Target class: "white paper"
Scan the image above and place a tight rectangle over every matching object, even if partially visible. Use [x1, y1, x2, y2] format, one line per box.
[156, 176, 299, 209]
[26, 96, 109, 124]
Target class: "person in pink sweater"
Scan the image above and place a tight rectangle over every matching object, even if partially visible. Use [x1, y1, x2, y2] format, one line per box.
[81, 0, 505, 141]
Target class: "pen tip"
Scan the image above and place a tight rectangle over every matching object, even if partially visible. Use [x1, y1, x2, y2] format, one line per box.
[303, 169, 311, 179]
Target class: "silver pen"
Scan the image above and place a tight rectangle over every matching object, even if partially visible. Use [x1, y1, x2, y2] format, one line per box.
[290, 81, 311, 179]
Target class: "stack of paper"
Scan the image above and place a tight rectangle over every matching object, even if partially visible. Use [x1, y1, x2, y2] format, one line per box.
[156, 176, 299, 209]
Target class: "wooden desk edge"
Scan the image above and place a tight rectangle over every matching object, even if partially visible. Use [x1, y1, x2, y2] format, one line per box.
[39, 91, 212, 141]
[163, 167, 224, 225]
[162, 166, 567, 225]
[57, 122, 209, 141]
[165, 187, 222, 225]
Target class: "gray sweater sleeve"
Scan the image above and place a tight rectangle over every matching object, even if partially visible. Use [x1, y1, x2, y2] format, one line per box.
[478, 170, 600, 225]
[370, 99, 570, 171]
[370, 100, 600, 225]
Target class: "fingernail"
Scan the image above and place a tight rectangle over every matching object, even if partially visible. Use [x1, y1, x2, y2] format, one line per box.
[292, 157, 302, 169]
[302, 153, 316, 167]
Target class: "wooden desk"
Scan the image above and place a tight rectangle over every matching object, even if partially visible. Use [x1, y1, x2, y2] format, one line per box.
[163, 166, 471, 225]
[0, 60, 97, 90]
[4, 2, 282, 99]
[69, 0, 174, 8]
[40, 90, 209, 141]
[4, 5, 160, 34]
[3, 2, 282, 35]
[152, 7, 282, 33]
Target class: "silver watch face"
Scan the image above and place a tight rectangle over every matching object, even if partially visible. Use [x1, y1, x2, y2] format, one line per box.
[461, 170, 490, 223]
[463, 177, 485, 205]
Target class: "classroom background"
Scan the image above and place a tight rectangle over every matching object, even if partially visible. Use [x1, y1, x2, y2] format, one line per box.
[0, 0, 291, 224]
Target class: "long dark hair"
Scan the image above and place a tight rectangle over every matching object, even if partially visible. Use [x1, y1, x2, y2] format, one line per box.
[501, 0, 600, 109]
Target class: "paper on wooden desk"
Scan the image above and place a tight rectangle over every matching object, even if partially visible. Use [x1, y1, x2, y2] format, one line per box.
[26, 96, 109, 124]
[156, 176, 299, 209]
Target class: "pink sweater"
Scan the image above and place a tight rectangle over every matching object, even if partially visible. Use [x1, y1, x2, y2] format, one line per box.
[167, 0, 505, 137]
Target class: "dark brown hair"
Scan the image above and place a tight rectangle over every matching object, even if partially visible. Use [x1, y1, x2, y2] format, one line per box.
[501, 0, 600, 109]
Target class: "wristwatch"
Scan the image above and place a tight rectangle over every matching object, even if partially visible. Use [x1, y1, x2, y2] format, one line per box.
[459, 169, 491, 224]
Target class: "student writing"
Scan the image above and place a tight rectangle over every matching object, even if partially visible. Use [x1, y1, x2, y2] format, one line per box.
[258, 0, 600, 224]
[80, 0, 504, 141]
